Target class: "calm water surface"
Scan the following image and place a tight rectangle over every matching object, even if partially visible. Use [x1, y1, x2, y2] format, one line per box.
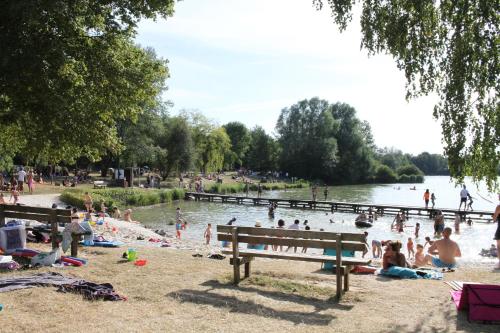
[133, 176, 499, 263]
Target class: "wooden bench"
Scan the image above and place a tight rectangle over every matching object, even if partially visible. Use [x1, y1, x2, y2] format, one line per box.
[0, 204, 89, 256]
[93, 180, 107, 189]
[217, 225, 370, 299]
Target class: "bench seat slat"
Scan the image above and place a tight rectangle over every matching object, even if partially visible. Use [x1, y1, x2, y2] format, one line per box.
[217, 234, 366, 251]
[221, 249, 371, 266]
[217, 225, 365, 242]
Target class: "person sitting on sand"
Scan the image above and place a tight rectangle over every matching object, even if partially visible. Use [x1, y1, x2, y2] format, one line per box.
[372, 239, 383, 258]
[123, 209, 137, 223]
[111, 206, 121, 219]
[382, 241, 408, 270]
[424, 227, 461, 270]
[412, 244, 426, 268]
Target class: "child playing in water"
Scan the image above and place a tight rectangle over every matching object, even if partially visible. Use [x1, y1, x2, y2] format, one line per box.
[175, 220, 183, 239]
[407, 237, 415, 259]
[415, 223, 420, 238]
[204, 223, 212, 245]
[413, 244, 426, 267]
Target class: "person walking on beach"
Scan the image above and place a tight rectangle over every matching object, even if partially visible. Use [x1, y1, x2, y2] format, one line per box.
[10, 187, 19, 204]
[17, 167, 26, 193]
[423, 189, 430, 209]
[459, 185, 469, 211]
[492, 194, 500, 269]
[27, 170, 34, 194]
[431, 193, 436, 208]
[425, 227, 461, 270]
[83, 192, 93, 212]
[323, 186, 329, 201]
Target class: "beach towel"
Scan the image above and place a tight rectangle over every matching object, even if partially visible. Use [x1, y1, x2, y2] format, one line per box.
[462, 284, 500, 322]
[379, 267, 443, 280]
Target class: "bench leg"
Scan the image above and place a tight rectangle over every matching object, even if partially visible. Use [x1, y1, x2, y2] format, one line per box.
[344, 268, 350, 292]
[233, 260, 241, 284]
[244, 261, 251, 278]
[336, 267, 343, 299]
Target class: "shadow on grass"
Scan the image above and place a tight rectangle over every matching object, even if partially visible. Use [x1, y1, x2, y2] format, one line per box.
[167, 288, 336, 326]
[200, 279, 353, 312]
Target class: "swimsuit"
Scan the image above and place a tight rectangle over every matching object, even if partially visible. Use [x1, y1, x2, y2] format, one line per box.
[431, 257, 456, 269]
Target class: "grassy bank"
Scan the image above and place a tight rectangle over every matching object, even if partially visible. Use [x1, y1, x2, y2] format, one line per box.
[60, 187, 185, 210]
[2, 245, 499, 333]
[206, 181, 308, 194]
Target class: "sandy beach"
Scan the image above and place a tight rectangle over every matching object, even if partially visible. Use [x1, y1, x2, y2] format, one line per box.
[1, 193, 499, 332]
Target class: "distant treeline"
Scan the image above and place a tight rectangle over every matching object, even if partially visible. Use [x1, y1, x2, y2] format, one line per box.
[9, 98, 449, 185]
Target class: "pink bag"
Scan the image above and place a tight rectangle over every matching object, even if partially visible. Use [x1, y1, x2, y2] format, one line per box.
[463, 284, 500, 323]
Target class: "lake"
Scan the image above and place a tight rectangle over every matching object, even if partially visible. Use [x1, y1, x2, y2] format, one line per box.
[133, 176, 499, 263]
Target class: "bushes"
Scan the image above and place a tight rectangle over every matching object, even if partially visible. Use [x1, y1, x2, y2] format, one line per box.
[61, 188, 186, 210]
[375, 165, 398, 183]
[204, 181, 309, 194]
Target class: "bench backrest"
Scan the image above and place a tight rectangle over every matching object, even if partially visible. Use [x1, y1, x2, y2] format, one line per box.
[217, 225, 367, 252]
[0, 204, 71, 226]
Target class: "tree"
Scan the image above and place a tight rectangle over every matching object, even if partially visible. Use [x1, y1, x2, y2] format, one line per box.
[223, 122, 251, 169]
[0, 1, 174, 165]
[314, 0, 499, 190]
[201, 128, 232, 173]
[396, 164, 423, 177]
[330, 103, 375, 183]
[375, 165, 398, 183]
[411, 152, 450, 175]
[276, 98, 339, 180]
[159, 117, 193, 178]
[246, 127, 279, 172]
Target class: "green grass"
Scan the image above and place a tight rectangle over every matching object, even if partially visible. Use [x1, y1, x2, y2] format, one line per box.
[60, 187, 185, 210]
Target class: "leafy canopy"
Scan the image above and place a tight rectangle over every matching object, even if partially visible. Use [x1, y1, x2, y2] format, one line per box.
[314, 0, 499, 190]
[0, 0, 175, 164]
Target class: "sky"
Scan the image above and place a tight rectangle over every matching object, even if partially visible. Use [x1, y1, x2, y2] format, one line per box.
[136, 0, 444, 155]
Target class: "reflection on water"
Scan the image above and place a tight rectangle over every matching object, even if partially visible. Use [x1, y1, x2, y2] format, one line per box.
[133, 176, 498, 264]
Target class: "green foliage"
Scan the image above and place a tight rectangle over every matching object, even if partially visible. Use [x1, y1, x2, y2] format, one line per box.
[223, 122, 251, 169]
[411, 152, 449, 175]
[0, 0, 174, 165]
[246, 126, 279, 171]
[276, 98, 339, 180]
[60, 187, 185, 210]
[374, 165, 398, 183]
[314, 0, 499, 190]
[396, 164, 423, 177]
[205, 182, 308, 194]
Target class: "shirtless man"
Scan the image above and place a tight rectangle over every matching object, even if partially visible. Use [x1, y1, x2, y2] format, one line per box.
[425, 227, 461, 270]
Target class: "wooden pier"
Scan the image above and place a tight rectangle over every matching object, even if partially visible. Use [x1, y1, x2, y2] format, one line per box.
[185, 192, 493, 222]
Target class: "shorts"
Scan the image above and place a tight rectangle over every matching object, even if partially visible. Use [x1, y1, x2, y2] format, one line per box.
[432, 257, 456, 269]
[460, 197, 467, 203]
[494, 225, 500, 240]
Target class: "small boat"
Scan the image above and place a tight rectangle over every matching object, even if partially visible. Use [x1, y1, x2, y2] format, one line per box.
[355, 220, 373, 228]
